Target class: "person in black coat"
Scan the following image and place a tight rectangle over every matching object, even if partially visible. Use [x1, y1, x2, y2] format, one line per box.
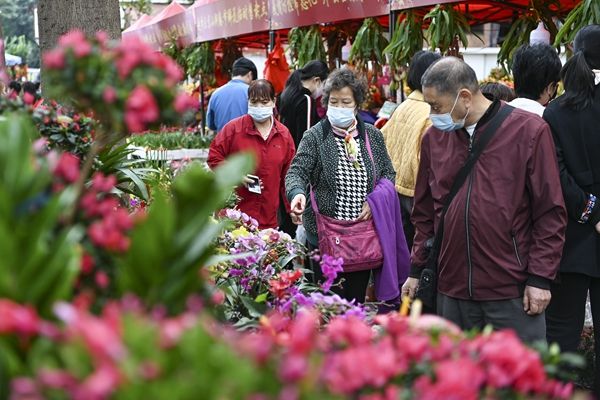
[276, 60, 329, 236]
[543, 24, 600, 395]
[278, 60, 329, 148]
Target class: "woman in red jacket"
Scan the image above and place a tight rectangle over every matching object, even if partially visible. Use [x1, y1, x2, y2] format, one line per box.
[208, 79, 296, 229]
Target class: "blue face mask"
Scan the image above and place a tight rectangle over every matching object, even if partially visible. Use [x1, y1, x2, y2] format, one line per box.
[327, 106, 355, 128]
[248, 105, 273, 122]
[430, 92, 470, 132]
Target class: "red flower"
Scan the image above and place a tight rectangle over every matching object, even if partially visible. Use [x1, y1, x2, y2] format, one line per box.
[269, 270, 303, 299]
[58, 30, 92, 58]
[81, 253, 95, 274]
[124, 85, 160, 133]
[0, 299, 40, 336]
[91, 172, 117, 193]
[53, 153, 80, 183]
[95, 271, 110, 289]
[43, 49, 66, 69]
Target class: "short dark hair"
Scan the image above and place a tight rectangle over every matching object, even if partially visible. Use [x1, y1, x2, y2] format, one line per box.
[22, 81, 39, 97]
[322, 68, 367, 107]
[421, 57, 479, 95]
[512, 44, 561, 100]
[480, 82, 516, 102]
[248, 79, 275, 102]
[232, 57, 257, 80]
[8, 81, 21, 93]
[407, 51, 441, 92]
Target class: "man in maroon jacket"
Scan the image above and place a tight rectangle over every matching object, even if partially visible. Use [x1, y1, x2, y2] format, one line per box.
[401, 57, 567, 342]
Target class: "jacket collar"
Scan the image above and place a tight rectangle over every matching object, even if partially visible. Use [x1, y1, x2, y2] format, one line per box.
[407, 90, 425, 102]
[241, 114, 280, 139]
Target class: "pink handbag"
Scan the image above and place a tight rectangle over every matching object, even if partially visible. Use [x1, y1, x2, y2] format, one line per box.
[310, 131, 383, 272]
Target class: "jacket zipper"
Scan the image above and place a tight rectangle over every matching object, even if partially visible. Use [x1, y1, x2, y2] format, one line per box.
[465, 134, 475, 298]
[511, 234, 523, 267]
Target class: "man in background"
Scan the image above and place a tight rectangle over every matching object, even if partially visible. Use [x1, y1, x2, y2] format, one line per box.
[509, 43, 562, 116]
[207, 57, 257, 133]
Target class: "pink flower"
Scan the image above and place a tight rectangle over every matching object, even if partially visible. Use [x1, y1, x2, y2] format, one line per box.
[115, 37, 149, 79]
[10, 378, 42, 399]
[211, 290, 225, 305]
[173, 92, 197, 114]
[279, 353, 308, 382]
[42, 49, 66, 69]
[58, 30, 92, 58]
[139, 362, 161, 380]
[38, 369, 77, 390]
[102, 86, 117, 104]
[124, 85, 159, 133]
[95, 31, 109, 47]
[92, 172, 117, 193]
[95, 271, 110, 289]
[54, 302, 126, 363]
[0, 300, 40, 336]
[159, 314, 197, 348]
[72, 363, 120, 400]
[23, 92, 35, 105]
[53, 153, 80, 183]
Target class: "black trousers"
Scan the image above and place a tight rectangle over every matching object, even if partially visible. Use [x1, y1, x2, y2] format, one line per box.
[277, 196, 296, 237]
[546, 273, 600, 394]
[306, 242, 370, 303]
[437, 293, 546, 343]
[398, 193, 415, 251]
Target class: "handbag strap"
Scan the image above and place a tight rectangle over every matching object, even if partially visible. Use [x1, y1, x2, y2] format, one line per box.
[304, 94, 311, 129]
[429, 104, 514, 263]
[310, 125, 377, 216]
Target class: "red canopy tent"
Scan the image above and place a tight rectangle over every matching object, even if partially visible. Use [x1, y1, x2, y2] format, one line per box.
[123, 1, 195, 50]
[122, 14, 153, 34]
[391, 0, 580, 22]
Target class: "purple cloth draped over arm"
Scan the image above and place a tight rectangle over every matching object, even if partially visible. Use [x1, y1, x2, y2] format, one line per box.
[367, 178, 410, 302]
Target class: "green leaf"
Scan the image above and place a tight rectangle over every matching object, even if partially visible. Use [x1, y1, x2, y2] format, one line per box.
[254, 292, 268, 303]
[240, 295, 267, 318]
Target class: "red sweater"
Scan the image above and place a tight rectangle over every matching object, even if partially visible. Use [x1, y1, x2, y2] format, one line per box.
[208, 114, 295, 229]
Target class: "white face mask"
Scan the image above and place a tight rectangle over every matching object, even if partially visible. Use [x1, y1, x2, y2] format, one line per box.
[429, 92, 469, 132]
[248, 105, 273, 122]
[327, 106, 355, 128]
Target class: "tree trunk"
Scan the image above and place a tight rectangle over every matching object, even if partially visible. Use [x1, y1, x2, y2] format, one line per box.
[38, 0, 120, 93]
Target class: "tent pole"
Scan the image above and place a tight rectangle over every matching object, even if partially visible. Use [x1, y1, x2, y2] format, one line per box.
[268, 30, 275, 52]
[389, 9, 397, 101]
[199, 73, 206, 135]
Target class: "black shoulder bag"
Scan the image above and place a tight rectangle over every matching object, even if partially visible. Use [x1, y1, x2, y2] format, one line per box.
[416, 105, 514, 313]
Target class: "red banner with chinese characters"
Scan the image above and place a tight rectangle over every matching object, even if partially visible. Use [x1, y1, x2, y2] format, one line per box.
[192, 0, 270, 43]
[391, 0, 455, 10]
[270, 0, 389, 30]
[131, 11, 196, 51]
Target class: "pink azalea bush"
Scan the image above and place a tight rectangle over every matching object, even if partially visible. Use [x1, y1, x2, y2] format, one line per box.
[43, 30, 197, 140]
[1, 300, 574, 400]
